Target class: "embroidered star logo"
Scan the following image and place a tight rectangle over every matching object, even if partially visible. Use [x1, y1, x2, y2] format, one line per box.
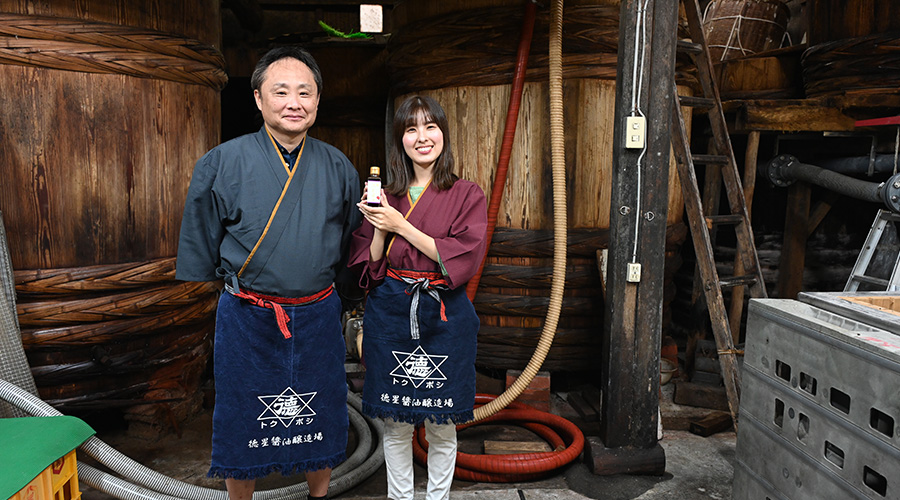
[257, 387, 317, 428]
[390, 346, 448, 388]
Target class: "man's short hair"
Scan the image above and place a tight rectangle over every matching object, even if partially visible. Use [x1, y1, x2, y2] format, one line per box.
[250, 46, 323, 95]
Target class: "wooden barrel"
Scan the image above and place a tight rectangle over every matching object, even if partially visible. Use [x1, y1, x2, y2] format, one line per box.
[390, 0, 687, 372]
[806, 0, 900, 46]
[802, 1, 900, 99]
[701, 0, 790, 62]
[310, 42, 390, 183]
[0, 1, 225, 429]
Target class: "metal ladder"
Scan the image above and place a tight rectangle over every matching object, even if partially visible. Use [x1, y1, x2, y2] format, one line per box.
[845, 209, 900, 292]
[669, 0, 769, 426]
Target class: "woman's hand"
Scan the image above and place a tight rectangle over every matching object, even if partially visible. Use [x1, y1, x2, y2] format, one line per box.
[358, 191, 406, 234]
[358, 189, 439, 262]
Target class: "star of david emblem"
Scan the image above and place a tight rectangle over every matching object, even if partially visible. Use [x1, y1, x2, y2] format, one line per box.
[390, 346, 448, 388]
[257, 387, 317, 428]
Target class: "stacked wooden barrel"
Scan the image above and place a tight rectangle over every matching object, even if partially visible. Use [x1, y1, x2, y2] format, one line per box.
[389, 0, 687, 372]
[803, 0, 900, 99]
[0, 1, 225, 431]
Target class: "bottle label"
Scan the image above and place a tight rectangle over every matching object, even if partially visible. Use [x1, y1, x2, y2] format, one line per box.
[367, 179, 381, 205]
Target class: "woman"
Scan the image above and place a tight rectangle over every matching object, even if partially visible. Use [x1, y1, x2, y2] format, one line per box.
[348, 95, 487, 500]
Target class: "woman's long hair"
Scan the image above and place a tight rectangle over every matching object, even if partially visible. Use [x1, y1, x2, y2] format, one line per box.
[384, 95, 457, 195]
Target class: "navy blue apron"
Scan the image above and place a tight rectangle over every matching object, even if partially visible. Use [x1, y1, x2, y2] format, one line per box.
[361, 270, 478, 425]
[209, 290, 348, 479]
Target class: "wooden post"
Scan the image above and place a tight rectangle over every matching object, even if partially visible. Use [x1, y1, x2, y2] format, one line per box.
[728, 130, 760, 340]
[598, 0, 678, 470]
[776, 183, 811, 299]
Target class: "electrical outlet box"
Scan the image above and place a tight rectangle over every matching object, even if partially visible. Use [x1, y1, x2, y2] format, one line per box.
[627, 262, 642, 283]
[625, 116, 646, 149]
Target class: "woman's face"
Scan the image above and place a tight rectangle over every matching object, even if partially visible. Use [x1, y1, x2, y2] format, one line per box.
[402, 111, 444, 170]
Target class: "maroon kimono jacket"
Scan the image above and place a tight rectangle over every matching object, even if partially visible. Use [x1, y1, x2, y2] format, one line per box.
[348, 179, 488, 290]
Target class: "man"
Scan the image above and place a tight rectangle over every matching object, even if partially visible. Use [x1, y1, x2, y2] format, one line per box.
[176, 46, 361, 500]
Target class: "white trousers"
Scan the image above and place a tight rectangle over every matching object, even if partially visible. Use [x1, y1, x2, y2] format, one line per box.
[383, 418, 457, 500]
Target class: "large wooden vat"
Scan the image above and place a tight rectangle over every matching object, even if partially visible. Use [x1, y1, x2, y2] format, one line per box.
[310, 42, 390, 183]
[390, 0, 686, 372]
[0, 1, 225, 430]
[803, 0, 900, 99]
[806, 0, 900, 46]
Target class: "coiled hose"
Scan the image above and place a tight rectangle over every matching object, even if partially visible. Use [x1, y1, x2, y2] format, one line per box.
[0, 379, 383, 500]
[412, 394, 584, 482]
[469, 0, 567, 423]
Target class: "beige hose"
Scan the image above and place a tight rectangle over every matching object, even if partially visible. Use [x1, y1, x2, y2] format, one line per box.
[473, 0, 566, 421]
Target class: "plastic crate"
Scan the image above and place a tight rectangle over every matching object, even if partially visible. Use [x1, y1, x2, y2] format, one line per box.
[735, 295, 900, 500]
[10, 450, 80, 500]
[0, 416, 93, 500]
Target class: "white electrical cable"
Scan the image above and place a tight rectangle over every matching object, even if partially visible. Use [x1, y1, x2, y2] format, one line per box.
[629, 0, 651, 264]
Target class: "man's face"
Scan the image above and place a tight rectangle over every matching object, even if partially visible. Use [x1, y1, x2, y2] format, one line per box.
[254, 58, 320, 146]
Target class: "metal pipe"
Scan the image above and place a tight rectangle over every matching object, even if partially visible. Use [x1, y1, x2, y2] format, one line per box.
[766, 154, 900, 213]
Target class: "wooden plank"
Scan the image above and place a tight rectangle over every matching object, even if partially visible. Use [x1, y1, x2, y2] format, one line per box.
[484, 440, 552, 455]
[567, 390, 601, 422]
[689, 412, 734, 436]
[673, 380, 730, 412]
[729, 98, 856, 132]
[806, 191, 840, 238]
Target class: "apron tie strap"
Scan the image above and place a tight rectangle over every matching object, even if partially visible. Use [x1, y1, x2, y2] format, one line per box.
[388, 269, 450, 340]
[225, 281, 334, 339]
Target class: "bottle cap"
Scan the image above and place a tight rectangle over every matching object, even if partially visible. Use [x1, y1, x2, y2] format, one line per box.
[370, 166, 380, 176]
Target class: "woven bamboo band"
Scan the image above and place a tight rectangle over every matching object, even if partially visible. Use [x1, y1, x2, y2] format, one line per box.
[388, 5, 621, 93]
[16, 280, 219, 327]
[388, 5, 694, 94]
[14, 257, 177, 296]
[802, 33, 900, 98]
[0, 13, 227, 89]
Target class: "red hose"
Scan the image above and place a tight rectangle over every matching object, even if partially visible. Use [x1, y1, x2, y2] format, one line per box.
[465, 0, 537, 302]
[411, 394, 585, 482]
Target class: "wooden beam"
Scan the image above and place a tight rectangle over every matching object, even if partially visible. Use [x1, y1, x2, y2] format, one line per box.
[600, 0, 678, 451]
[806, 191, 840, 238]
[689, 412, 733, 436]
[776, 183, 811, 300]
[728, 130, 760, 341]
[730, 99, 856, 132]
[260, 0, 393, 6]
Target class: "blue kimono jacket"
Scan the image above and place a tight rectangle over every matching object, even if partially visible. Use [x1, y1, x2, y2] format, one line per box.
[176, 126, 361, 479]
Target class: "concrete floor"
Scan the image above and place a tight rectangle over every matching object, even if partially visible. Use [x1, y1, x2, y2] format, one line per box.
[78, 383, 736, 500]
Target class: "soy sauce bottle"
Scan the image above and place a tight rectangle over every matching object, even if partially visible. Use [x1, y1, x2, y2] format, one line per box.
[366, 166, 382, 206]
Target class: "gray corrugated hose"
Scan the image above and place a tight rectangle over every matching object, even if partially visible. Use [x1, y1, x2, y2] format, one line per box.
[0, 211, 39, 418]
[0, 214, 383, 499]
[0, 379, 383, 500]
